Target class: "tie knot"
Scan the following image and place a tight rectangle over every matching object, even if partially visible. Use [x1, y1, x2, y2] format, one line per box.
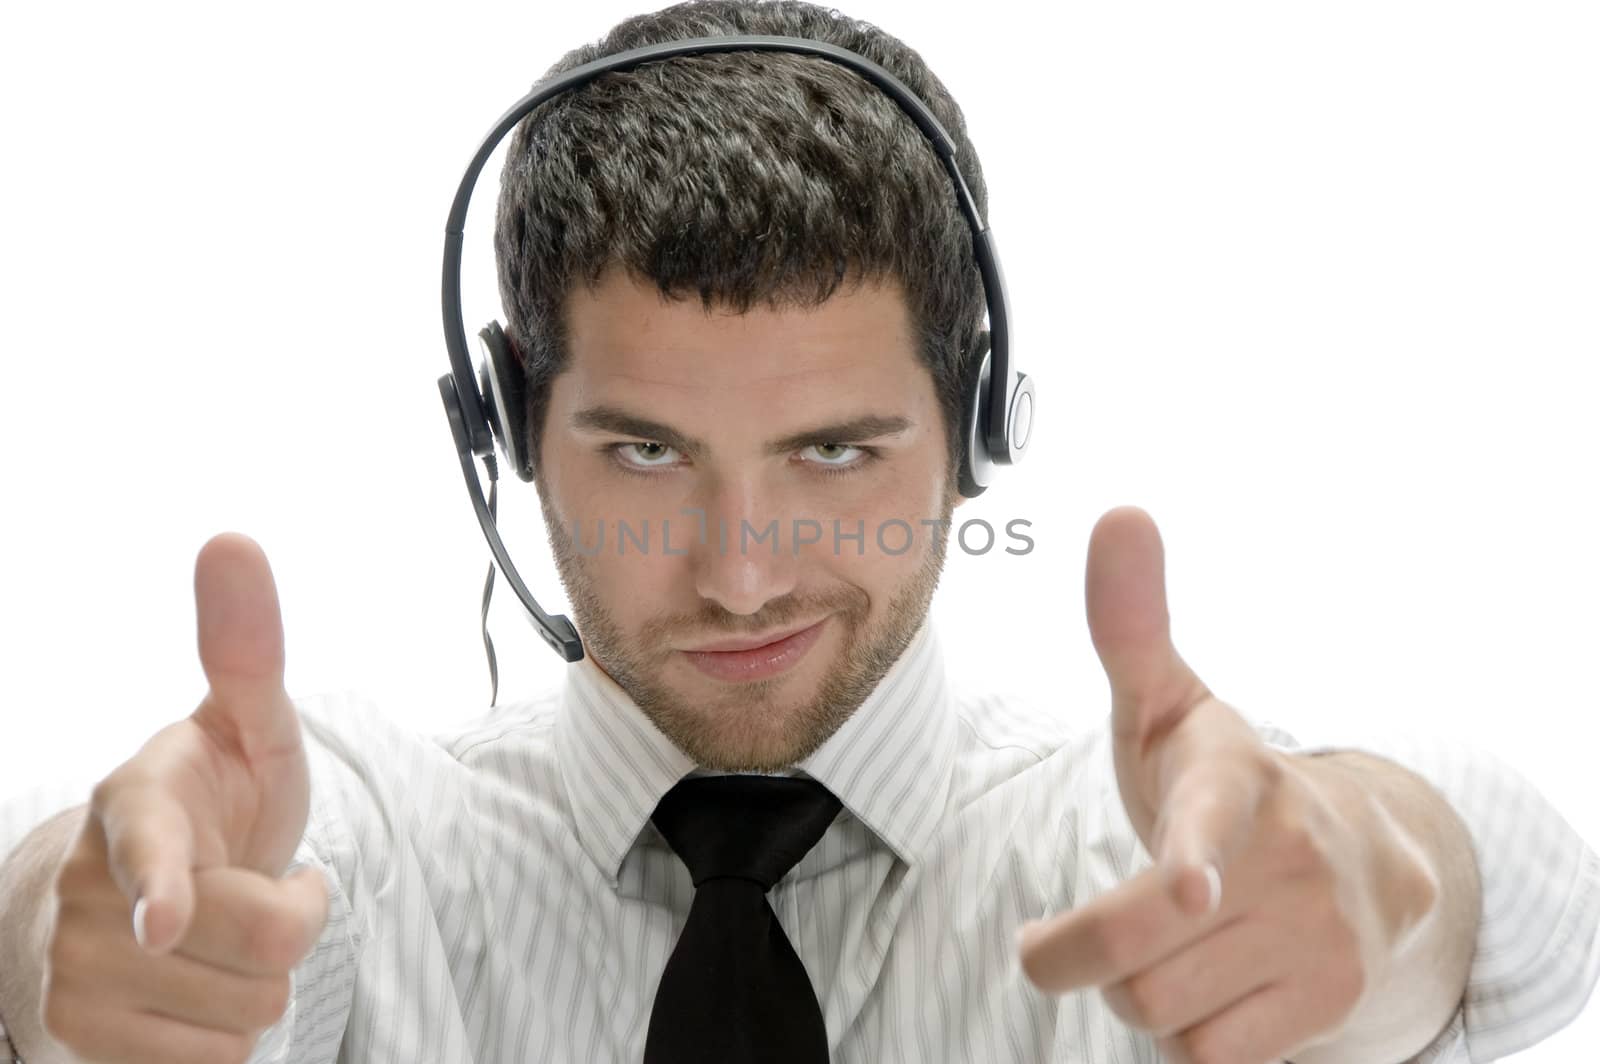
[650, 775, 842, 890]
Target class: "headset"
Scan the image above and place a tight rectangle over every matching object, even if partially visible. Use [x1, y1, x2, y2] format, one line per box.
[437, 35, 1036, 702]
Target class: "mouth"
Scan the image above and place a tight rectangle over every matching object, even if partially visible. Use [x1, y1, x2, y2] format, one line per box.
[681, 619, 823, 653]
[678, 616, 831, 683]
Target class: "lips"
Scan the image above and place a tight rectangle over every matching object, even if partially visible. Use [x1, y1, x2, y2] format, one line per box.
[683, 621, 820, 653]
[679, 616, 830, 683]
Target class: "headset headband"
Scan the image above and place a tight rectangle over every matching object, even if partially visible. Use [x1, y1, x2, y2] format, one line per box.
[437, 33, 1033, 680]
[442, 34, 1016, 462]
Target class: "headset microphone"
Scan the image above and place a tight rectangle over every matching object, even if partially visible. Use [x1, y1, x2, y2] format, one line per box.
[438, 35, 1036, 703]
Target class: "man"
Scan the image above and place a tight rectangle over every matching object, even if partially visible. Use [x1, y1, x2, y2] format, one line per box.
[0, 1, 1595, 1061]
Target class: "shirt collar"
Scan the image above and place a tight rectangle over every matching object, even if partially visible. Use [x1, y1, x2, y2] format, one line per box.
[555, 616, 958, 888]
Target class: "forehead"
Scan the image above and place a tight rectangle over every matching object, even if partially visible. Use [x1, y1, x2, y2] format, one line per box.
[559, 265, 923, 399]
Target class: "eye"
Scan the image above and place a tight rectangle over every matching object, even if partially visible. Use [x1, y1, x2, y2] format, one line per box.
[610, 441, 682, 472]
[601, 438, 883, 476]
[799, 443, 877, 475]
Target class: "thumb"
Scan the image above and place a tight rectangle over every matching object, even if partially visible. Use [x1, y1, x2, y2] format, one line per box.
[92, 781, 197, 956]
[1084, 506, 1208, 755]
[285, 862, 332, 939]
[191, 532, 302, 762]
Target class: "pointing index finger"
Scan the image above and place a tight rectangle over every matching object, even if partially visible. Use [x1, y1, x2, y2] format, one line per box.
[1017, 860, 1219, 994]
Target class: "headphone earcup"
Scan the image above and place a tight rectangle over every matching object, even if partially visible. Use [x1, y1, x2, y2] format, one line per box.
[1003, 369, 1035, 464]
[476, 320, 534, 482]
[956, 329, 993, 499]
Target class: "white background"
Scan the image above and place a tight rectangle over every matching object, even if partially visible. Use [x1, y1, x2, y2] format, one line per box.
[1, 0, 1594, 1057]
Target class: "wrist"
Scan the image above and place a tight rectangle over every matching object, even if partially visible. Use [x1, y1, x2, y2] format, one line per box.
[1286, 749, 1475, 1062]
[0, 807, 84, 1064]
[1293, 750, 1442, 940]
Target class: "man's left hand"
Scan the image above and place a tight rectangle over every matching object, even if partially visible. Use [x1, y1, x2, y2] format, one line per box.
[1016, 506, 1442, 1063]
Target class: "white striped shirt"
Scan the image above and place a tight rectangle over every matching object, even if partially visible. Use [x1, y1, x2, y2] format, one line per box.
[2, 617, 1596, 1061]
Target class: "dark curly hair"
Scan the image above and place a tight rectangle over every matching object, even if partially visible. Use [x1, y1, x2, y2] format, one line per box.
[493, 0, 990, 483]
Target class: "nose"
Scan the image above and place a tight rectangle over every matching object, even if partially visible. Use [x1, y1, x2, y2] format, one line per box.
[687, 473, 800, 616]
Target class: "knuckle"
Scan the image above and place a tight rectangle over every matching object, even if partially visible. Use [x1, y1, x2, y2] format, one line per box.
[212, 1032, 257, 1064]
[53, 850, 106, 897]
[1400, 850, 1442, 924]
[246, 911, 309, 971]
[88, 768, 146, 820]
[1173, 1027, 1228, 1064]
[87, 773, 120, 812]
[1116, 972, 1163, 1028]
[244, 974, 295, 1028]
[49, 894, 98, 946]
[1255, 744, 1288, 785]
[1318, 880, 1357, 937]
[1276, 815, 1333, 880]
[39, 985, 84, 1046]
[1100, 981, 1136, 1026]
[1308, 883, 1345, 941]
[46, 922, 98, 979]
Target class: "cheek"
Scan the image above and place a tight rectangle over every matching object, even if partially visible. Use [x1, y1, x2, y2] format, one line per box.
[819, 480, 944, 578]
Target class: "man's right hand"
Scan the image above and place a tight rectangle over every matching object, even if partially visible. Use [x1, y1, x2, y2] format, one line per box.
[39, 532, 329, 1064]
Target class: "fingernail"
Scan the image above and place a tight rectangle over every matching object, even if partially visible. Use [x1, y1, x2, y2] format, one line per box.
[132, 893, 150, 949]
[1203, 863, 1222, 916]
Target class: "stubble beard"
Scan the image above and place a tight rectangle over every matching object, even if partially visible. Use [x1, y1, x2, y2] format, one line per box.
[535, 486, 952, 772]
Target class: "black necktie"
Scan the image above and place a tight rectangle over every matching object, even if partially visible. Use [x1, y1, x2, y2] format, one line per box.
[644, 774, 842, 1063]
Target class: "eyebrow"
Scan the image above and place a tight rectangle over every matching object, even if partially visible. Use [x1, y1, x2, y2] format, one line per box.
[569, 404, 915, 457]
